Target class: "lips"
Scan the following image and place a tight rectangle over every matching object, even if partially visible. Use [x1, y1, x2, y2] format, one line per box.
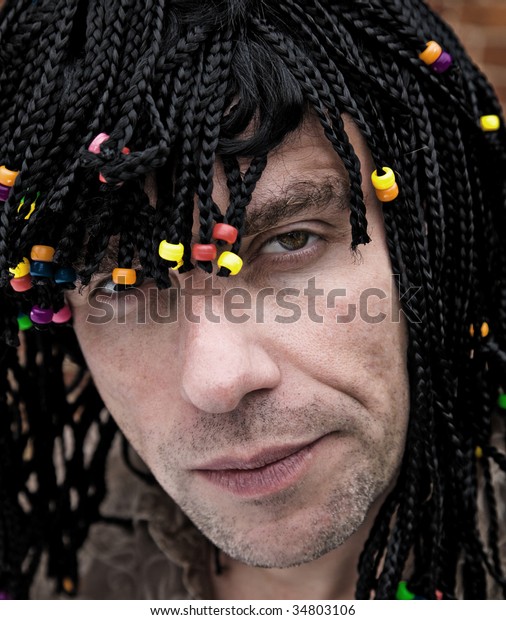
[193, 438, 321, 471]
[193, 436, 326, 498]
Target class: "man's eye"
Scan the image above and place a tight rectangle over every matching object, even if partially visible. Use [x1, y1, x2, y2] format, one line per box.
[261, 231, 317, 254]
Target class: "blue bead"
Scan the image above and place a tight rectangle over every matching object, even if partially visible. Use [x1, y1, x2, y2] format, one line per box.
[54, 266, 76, 284]
[30, 261, 54, 278]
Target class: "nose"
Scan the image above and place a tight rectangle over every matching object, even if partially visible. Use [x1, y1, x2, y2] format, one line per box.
[179, 316, 281, 414]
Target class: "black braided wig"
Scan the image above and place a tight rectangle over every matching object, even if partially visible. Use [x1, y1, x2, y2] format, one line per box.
[0, 0, 505, 600]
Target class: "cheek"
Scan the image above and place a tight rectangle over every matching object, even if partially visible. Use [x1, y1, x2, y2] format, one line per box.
[71, 316, 176, 440]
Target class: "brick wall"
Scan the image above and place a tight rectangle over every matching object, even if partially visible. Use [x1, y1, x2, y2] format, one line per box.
[428, 0, 506, 109]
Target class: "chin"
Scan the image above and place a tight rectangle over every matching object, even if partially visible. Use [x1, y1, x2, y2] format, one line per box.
[194, 500, 372, 569]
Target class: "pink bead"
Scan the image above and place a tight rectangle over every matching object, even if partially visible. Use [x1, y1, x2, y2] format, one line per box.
[88, 133, 110, 154]
[30, 305, 54, 324]
[9, 274, 33, 292]
[52, 305, 72, 324]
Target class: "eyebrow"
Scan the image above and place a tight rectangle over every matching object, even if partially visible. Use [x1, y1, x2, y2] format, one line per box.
[243, 176, 349, 237]
[90, 175, 349, 277]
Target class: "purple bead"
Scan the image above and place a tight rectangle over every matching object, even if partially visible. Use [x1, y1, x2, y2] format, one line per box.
[432, 51, 453, 74]
[0, 591, 12, 600]
[0, 184, 11, 202]
[30, 305, 54, 325]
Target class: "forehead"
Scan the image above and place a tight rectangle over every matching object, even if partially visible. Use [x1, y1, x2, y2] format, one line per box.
[145, 114, 366, 210]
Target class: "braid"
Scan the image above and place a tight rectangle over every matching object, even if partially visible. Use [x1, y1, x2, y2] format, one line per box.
[0, 0, 505, 599]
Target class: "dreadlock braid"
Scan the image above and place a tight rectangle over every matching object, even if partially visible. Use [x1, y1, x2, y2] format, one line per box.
[0, 0, 505, 600]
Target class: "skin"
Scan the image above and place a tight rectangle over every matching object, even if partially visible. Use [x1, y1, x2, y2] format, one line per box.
[67, 116, 410, 599]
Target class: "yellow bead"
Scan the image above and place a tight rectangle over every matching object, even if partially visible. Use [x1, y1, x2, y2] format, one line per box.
[419, 41, 443, 66]
[159, 240, 184, 262]
[480, 115, 500, 132]
[218, 251, 243, 275]
[371, 167, 396, 191]
[480, 322, 489, 338]
[9, 257, 30, 278]
[171, 259, 184, 270]
[474, 446, 483, 459]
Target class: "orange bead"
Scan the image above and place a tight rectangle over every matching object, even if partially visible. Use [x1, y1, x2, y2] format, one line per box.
[112, 268, 136, 285]
[30, 245, 55, 262]
[375, 183, 399, 202]
[419, 41, 443, 66]
[0, 165, 19, 187]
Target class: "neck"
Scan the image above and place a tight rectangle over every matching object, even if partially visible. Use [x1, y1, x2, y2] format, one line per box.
[210, 508, 378, 600]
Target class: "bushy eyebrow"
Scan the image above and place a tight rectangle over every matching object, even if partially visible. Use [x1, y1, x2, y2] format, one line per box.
[87, 176, 349, 278]
[243, 177, 349, 237]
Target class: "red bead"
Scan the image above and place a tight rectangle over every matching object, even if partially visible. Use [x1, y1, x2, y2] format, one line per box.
[212, 223, 238, 244]
[191, 244, 217, 261]
[9, 274, 33, 292]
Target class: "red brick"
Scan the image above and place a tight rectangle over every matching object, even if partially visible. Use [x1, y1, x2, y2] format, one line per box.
[483, 45, 506, 66]
[460, 5, 506, 27]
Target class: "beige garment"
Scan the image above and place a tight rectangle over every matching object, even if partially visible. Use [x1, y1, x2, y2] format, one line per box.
[31, 424, 506, 600]
[31, 436, 213, 600]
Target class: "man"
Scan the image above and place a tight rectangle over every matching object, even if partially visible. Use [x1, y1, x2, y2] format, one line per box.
[0, 0, 505, 601]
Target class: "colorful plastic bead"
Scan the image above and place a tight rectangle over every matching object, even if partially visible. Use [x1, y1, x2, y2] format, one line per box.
[88, 134, 130, 184]
[30, 261, 54, 278]
[17, 314, 33, 331]
[30, 305, 54, 325]
[0, 184, 11, 202]
[431, 51, 453, 74]
[212, 223, 239, 244]
[480, 115, 500, 132]
[375, 183, 399, 202]
[371, 167, 396, 191]
[498, 393, 506, 410]
[217, 251, 243, 275]
[17, 193, 38, 220]
[88, 133, 110, 154]
[159, 241, 185, 263]
[9, 258, 30, 278]
[9, 274, 33, 292]
[191, 244, 217, 262]
[62, 577, 76, 595]
[474, 446, 483, 459]
[112, 268, 136, 285]
[54, 266, 77, 284]
[30, 245, 55, 262]
[396, 581, 415, 600]
[419, 41, 443, 66]
[0, 165, 19, 187]
[52, 305, 72, 324]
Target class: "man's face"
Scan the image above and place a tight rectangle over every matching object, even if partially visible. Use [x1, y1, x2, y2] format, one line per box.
[68, 116, 410, 568]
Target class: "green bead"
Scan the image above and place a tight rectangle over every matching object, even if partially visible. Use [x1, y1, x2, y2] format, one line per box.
[17, 314, 33, 331]
[498, 393, 506, 410]
[396, 581, 415, 600]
